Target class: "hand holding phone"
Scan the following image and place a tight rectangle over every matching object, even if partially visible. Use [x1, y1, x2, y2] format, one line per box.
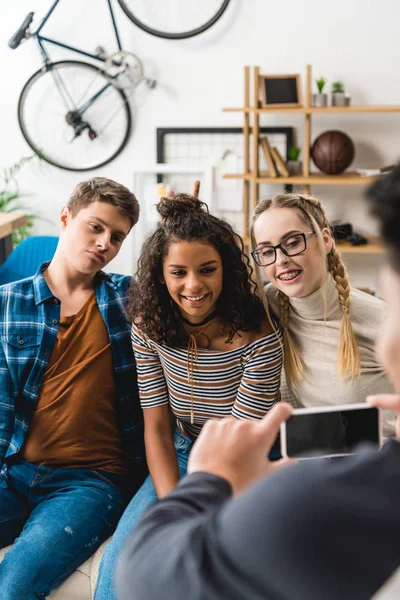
[280, 403, 381, 460]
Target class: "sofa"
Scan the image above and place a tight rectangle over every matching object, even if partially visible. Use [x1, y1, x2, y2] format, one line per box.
[0, 536, 110, 599]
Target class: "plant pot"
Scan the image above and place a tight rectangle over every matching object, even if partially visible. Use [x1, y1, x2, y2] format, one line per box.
[312, 93, 328, 107]
[287, 160, 303, 175]
[332, 92, 351, 107]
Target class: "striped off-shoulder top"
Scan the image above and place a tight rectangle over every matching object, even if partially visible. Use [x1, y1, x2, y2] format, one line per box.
[131, 322, 283, 439]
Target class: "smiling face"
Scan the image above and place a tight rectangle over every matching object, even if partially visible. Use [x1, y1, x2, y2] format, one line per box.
[59, 200, 131, 276]
[253, 207, 333, 298]
[162, 239, 223, 324]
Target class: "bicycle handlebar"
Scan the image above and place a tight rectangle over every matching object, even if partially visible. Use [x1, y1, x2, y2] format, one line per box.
[9, 12, 34, 49]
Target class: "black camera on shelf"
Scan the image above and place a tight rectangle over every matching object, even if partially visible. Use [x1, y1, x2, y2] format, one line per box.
[332, 221, 368, 246]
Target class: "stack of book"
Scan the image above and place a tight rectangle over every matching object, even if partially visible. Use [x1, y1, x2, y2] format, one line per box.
[259, 136, 290, 177]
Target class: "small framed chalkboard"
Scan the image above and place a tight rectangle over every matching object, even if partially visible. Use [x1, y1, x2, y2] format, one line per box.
[259, 74, 302, 108]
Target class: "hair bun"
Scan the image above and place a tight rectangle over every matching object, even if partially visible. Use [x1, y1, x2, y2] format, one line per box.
[157, 193, 207, 220]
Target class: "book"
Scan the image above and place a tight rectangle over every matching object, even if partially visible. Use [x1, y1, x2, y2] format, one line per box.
[270, 146, 290, 177]
[260, 137, 277, 177]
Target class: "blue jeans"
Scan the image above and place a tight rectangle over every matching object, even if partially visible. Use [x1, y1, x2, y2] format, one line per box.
[0, 460, 128, 600]
[95, 429, 193, 600]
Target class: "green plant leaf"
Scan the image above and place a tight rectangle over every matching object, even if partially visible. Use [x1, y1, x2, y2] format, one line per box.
[315, 76, 327, 93]
[288, 146, 301, 161]
[332, 80, 345, 93]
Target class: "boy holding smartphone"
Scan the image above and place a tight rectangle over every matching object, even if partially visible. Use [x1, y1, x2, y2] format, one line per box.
[116, 168, 400, 600]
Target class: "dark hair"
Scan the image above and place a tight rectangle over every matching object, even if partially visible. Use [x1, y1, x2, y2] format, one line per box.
[127, 193, 265, 344]
[68, 177, 139, 228]
[365, 164, 400, 272]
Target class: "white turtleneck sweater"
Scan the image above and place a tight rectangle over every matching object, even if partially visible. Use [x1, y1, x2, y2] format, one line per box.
[265, 276, 394, 435]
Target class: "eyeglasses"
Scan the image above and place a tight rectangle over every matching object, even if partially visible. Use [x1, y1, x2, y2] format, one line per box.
[251, 232, 315, 267]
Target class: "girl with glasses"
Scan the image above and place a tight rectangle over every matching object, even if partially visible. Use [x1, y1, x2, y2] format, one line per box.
[95, 192, 283, 600]
[250, 193, 394, 434]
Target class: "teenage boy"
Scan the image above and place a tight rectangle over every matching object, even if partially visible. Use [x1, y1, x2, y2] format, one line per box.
[116, 167, 400, 600]
[0, 177, 147, 599]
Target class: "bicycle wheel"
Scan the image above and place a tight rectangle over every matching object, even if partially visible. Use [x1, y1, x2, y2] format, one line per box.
[18, 60, 132, 171]
[117, 0, 230, 39]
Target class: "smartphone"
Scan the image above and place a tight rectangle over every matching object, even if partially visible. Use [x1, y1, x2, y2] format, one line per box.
[280, 403, 381, 460]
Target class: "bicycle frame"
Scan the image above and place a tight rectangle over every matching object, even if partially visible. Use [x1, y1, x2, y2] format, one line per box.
[32, 0, 122, 118]
[34, 0, 123, 65]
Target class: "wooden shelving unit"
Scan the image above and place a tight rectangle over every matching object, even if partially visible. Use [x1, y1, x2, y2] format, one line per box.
[224, 171, 378, 185]
[336, 236, 383, 254]
[223, 65, 400, 253]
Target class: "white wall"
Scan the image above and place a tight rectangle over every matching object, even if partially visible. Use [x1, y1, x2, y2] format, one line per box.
[1, 0, 399, 288]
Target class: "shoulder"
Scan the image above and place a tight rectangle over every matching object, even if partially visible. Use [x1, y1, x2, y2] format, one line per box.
[104, 271, 132, 287]
[264, 282, 280, 312]
[246, 316, 281, 342]
[239, 319, 283, 357]
[350, 287, 387, 327]
[101, 272, 132, 296]
[0, 275, 35, 302]
[131, 321, 157, 349]
[0, 278, 38, 334]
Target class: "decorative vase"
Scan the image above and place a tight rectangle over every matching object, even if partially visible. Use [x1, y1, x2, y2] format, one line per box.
[312, 93, 328, 107]
[332, 92, 351, 107]
[287, 160, 303, 175]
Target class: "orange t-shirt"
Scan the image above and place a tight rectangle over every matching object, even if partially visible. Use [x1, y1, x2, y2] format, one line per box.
[21, 293, 128, 476]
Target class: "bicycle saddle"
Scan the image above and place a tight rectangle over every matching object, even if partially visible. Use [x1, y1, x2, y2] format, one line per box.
[9, 12, 34, 49]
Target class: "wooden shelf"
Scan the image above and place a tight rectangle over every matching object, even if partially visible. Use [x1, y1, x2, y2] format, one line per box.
[224, 64, 395, 280]
[256, 171, 379, 185]
[223, 173, 250, 180]
[308, 105, 400, 114]
[0, 211, 28, 239]
[223, 105, 400, 115]
[336, 236, 383, 254]
[223, 171, 379, 185]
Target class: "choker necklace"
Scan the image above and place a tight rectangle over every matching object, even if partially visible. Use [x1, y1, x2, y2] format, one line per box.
[181, 310, 218, 328]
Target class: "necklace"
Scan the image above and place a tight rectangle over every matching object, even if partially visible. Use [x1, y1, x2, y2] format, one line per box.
[183, 313, 219, 425]
[180, 310, 218, 328]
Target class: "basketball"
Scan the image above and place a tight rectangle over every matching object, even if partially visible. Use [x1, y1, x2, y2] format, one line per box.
[311, 130, 355, 175]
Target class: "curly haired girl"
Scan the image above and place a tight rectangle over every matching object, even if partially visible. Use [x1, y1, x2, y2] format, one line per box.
[95, 192, 283, 600]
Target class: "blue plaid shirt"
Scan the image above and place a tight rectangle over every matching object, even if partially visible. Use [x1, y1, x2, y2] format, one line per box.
[0, 263, 146, 488]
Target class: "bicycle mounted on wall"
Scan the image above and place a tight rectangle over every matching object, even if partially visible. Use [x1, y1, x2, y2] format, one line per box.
[9, 0, 231, 172]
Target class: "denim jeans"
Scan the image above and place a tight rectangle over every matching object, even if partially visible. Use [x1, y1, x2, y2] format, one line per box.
[0, 460, 128, 600]
[95, 428, 193, 600]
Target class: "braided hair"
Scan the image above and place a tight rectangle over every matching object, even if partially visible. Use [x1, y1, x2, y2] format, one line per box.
[250, 193, 360, 390]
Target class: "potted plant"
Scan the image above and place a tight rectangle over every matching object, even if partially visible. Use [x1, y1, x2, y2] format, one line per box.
[287, 146, 303, 175]
[331, 80, 351, 107]
[0, 155, 41, 246]
[312, 76, 328, 107]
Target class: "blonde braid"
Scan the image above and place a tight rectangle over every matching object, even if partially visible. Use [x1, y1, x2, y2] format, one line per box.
[278, 291, 303, 389]
[328, 246, 361, 379]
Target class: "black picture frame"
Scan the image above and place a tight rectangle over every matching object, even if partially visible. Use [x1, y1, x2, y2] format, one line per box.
[157, 127, 294, 172]
[259, 75, 302, 108]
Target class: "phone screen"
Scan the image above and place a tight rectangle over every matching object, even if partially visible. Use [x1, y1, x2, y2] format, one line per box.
[284, 407, 380, 458]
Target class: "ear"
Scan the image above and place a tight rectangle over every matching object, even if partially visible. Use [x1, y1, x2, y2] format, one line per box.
[321, 227, 334, 255]
[159, 274, 165, 284]
[60, 206, 71, 231]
